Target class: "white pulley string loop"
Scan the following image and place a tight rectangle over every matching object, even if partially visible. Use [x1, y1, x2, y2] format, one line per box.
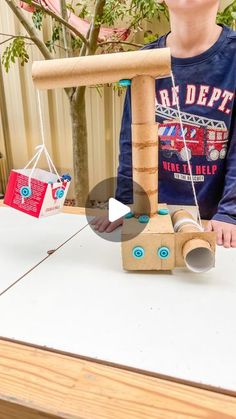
[173, 218, 204, 233]
[171, 72, 202, 228]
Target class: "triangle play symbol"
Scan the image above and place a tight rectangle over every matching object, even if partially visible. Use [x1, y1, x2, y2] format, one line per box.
[108, 198, 131, 222]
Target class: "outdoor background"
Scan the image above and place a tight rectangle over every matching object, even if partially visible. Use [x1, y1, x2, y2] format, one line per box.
[0, 0, 232, 199]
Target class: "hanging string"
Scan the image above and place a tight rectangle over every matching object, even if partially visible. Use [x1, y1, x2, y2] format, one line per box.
[22, 90, 63, 194]
[23, 147, 42, 171]
[37, 89, 46, 147]
[36, 89, 54, 173]
[170, 72, 203, 229]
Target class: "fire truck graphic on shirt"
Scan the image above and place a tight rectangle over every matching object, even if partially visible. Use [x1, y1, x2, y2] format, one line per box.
[156, 104, 229, 162]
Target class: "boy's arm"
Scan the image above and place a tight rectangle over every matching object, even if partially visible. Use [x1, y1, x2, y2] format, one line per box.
[115, 87, 133, 204]
[207, 103, 236, 247]
[212, 104, 236, 226]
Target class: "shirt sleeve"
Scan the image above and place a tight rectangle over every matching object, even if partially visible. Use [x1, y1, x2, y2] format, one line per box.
[115, 87, 133, 204]
[212, 101, 236, 225]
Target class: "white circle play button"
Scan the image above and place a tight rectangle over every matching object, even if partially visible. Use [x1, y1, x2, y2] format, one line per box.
[85, 177, 151, 243]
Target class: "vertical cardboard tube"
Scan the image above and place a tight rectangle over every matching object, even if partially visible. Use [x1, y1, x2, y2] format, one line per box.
[131, 76, 158, 216]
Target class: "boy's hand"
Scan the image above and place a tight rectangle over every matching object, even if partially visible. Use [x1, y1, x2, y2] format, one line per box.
[205, 220, 236, 248]
[90, 215, 123, 233]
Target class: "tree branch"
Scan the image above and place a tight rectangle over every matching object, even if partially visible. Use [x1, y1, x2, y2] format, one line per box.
[98, 40, 142, 48]
[79, 26, 90, 58]
[0, 37, 14, 46]
[75, 0, 106, 104]
[4, 0, 52, 60]
[22, 0, 89, 47]
[59, 0, 74, 98]
[0, 32, 32, 41]
[87, 0, 106, 56]
[59, 0, 72, 58]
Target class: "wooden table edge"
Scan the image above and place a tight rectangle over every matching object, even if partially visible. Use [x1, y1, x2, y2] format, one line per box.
[0, 338, 235, 419]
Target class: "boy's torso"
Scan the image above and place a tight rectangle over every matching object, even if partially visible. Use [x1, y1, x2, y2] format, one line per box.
[145, 25, 236, 219]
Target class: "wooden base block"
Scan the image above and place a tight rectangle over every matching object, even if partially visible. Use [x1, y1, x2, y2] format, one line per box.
[121, 205, 175, 271]
[121, 204, 216, 272]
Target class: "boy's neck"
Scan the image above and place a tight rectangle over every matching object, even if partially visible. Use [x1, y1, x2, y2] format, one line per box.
[166, 11, 222, 58]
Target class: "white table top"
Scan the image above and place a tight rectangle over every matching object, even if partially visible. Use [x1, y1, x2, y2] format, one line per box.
[0, 213, 235, 393]
[0, 207, 88, 293]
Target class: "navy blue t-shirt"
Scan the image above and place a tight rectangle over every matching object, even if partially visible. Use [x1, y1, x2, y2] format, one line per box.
[116, 25, 236, 223]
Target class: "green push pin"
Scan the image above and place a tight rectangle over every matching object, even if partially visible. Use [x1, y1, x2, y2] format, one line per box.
[118, 79, 131, 87]
[158, 208, 170, 216]
[138, 215, 150, 224]
[158, 247, 170, 260]
[132, 246, 145, 260]
[124, 211, 134, 219]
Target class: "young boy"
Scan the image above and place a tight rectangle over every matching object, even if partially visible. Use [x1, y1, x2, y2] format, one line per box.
[92, 0, 236, 248]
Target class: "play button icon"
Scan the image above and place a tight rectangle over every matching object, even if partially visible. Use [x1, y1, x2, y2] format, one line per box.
[108, 198, 130, 222]
[85, 176, 150, 243]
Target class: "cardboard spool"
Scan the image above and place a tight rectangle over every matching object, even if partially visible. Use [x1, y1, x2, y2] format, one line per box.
[31, 48, 216, 273]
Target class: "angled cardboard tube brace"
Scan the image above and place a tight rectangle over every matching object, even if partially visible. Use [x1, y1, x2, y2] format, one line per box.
[32, 49, 216, 273]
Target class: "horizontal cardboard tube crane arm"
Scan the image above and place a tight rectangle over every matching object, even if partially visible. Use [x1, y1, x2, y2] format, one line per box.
[32, 48, 171, 89]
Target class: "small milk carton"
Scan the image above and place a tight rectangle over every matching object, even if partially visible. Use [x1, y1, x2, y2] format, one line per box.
[4, 148, 71, 218]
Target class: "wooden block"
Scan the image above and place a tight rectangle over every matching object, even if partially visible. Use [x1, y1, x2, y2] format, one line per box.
[122, 204, 175, 271]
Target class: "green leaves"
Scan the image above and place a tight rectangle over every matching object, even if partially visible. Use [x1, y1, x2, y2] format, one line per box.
[2, 0, 169, 69]
[1, 37, 29, 72]
[45, 25, 62, 52]
[99, 0, 127, 26]
[128, 0, 169, 29]
[65, 1, 90, 19]
[32, 11, 43, 30]
[71, 36, 83, 51]
[217, 0, 236, 28]
[144, 31, 158, 45]
[99, 0, 168, 29]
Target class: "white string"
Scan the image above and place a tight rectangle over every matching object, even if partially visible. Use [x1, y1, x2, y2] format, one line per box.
[22, 90, 62, 194]
[170, 72, 202, 228]
[23, 148, 42, 170]
[37, 89, 46, 146]
[173, 218, 204, 233]
[44, 147, 61, 180]
[36, 90, 62, 181]
[28, 146, 43, 187]
[37, 89, 53, 173]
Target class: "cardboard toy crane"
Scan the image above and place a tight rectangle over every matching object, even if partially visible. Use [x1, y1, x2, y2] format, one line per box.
[32, 49, 216, 273]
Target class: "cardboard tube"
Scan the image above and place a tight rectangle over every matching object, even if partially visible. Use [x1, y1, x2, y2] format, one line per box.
[32, 48, 171, 89]
[183, 239, 215, 273]
[131, 76, 158, 216]
[131, 77, 156, 124]
[172, 209, 202, 233]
